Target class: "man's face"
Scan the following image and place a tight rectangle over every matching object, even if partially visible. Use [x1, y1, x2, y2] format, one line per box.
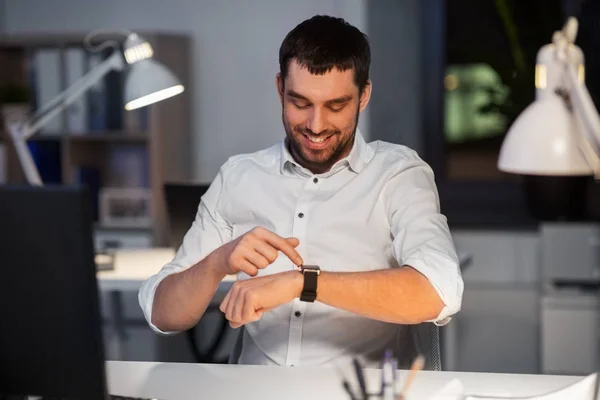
[277, 59, 371, 174]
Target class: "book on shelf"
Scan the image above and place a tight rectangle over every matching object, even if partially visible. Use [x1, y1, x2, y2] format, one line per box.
[65, 47, 88, 134]
[25, 47, 150, 138]
[85, 51, 107, 132]
[32, 49, 62, 135]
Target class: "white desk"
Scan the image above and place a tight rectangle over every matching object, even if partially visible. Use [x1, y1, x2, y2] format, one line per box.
[105, 361, 583, 400]
[96, 247, 236, 293]
[96, 248, 236, 360]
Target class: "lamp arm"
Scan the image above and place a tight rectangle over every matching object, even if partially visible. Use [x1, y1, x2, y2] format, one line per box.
[565, 63, 600, 176]
[23, 50, 125, 139]
[7, 125, 43, 185]
[4, 50, 125, 186]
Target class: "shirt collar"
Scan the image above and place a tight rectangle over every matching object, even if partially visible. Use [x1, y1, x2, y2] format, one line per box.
[279, 129, 374, 175]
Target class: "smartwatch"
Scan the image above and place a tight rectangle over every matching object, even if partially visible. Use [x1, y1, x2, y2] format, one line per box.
[299, 265, 320, 302]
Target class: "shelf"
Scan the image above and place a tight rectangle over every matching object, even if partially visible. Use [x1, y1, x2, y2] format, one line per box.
[94, 223, 153, 232]
[1, 131, 149, 143]
[68, 132, 149, 143]
[27, 131, 149, 143]
[28, 135, 63, 142]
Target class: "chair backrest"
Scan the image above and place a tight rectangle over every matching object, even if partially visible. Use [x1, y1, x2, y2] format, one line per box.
[228, 323, 442, 370]
[411, 323, 441, 371]
[228, 328, 244, 364]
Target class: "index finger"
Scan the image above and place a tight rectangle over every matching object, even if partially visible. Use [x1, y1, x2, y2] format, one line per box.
[257, 230, 303, 265]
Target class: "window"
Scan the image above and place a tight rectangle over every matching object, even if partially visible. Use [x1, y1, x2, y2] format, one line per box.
[422, 0, 600, 226]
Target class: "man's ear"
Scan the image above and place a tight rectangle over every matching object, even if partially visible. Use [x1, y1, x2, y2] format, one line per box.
[276, 73, 284, 103]
[359, 80, 372, 112]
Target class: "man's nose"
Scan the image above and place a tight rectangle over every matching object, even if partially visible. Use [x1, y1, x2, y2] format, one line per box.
[306, 109, 327, 135]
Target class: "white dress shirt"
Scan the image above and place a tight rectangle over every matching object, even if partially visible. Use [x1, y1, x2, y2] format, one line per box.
[139, 131, 463, 367]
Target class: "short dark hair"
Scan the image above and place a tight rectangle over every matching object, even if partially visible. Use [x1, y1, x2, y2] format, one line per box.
[279, 15, 371, 93]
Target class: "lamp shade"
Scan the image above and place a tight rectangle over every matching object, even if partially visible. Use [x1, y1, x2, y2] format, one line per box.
[497, 94, 593, 176]
[124, 59, 184, 110]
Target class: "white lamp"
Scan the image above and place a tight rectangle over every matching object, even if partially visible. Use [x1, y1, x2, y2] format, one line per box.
[4, 31, 184, 186]
[498, 17, 600, 177]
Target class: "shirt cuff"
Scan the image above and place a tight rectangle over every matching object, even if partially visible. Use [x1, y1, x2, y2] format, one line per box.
[138, 269, 181, 336]
[403, 250, 463, 326]
[429, 306, 453, 326]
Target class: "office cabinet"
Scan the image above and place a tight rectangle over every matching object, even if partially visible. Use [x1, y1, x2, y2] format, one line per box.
[541, 223, 600, 282]
[540, 223, 600, 375]
[541, 293, 600, 374]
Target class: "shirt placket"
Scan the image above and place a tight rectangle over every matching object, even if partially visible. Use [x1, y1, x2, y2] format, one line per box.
[285, 174, 321, 367]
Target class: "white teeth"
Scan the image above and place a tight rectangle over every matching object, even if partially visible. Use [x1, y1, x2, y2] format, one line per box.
[307, 136, 327, 143]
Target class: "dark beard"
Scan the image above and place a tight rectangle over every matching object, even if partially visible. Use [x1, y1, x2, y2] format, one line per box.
[282, 106, 360, 173]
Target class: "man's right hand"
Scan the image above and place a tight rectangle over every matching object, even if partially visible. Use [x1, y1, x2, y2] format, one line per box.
[214, 227, 303, 277]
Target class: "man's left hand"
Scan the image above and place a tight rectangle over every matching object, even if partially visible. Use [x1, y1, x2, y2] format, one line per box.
[219, 270, 303, 328]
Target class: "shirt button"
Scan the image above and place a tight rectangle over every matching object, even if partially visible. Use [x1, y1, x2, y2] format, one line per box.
[298, 212, 304, 218]
[295, 311, 302, 317]
[313, 177, 318, 183]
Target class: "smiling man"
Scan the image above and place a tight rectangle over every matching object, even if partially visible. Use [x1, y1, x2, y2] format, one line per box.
[139, 15, 463, 368]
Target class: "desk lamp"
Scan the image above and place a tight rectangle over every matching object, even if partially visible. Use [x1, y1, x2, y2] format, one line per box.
[3, 30, 185, 186]
[497, 18, 600, 383]
[498, 17, 600, 177]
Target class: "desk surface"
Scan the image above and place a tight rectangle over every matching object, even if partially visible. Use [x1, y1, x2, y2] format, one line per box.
[96, 248, 236, 291]
[105, 361, 582, 400]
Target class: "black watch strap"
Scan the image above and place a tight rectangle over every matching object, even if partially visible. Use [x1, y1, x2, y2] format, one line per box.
[300, 265, 319, 302]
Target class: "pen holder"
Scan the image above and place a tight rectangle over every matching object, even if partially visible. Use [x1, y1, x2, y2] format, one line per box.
[345, 353, 425, 400]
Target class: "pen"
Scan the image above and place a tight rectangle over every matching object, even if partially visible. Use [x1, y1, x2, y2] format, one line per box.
[391, 357, 399, 394]
[396, 355, 425, 400]
[343, 379, 359, 400]
[353, 358, 368, 400]
[381, 350, 395, 400]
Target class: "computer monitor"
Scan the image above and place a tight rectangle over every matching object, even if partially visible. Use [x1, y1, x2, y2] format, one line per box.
[0, 185, 107, 400]
[163, 182, 210, 249]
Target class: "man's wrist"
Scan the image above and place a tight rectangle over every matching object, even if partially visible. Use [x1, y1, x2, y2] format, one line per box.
[288, 270, 304, 299]
[198, 249, 229, 281]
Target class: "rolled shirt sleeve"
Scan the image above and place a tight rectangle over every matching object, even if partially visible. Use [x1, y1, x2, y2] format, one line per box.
[384, 154, 464, 326]
[138, 166, 232, 334]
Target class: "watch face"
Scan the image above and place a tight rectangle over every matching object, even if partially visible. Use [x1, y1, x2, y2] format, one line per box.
[301, 265, 320, 275]
[302, 265, 320, 271]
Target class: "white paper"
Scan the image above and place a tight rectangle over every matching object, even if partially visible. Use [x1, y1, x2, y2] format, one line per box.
[462, 373, 599, 400]
[425, 373, 599, 400]
[427, 378, 464, 400]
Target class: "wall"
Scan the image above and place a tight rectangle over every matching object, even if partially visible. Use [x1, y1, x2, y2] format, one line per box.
[367, 0, 423, 152]
[0, 1, 4, 33]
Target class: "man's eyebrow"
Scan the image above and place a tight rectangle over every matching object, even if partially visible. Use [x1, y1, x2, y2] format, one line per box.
[325, 95, 353, 105]
[286, 90, 310, 101]
[286, 90, 353, 105]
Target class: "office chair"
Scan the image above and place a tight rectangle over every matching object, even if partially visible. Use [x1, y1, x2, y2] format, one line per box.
[411, 323, 441, 371]
[186, 305, 230, 364]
